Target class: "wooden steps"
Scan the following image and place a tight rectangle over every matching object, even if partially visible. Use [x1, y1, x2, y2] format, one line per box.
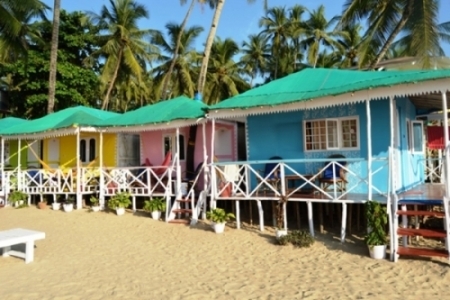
[172, 208, 192, 214]
[397, 228, 447, 238]
[397, 246, 448, 258]
[168, 219, 190, 224]
[168, 198, 193, 225]
[397, 210, 444, 217]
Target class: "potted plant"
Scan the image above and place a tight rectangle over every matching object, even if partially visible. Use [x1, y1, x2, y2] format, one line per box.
[364, 200, 388, 260]
[8, 190, 27, 208]
[38, 193, 48, 209]
[107, 192, 131, 216]
[275, 195, 288, 238]
[90, 195, 101, 212]
[143, 197, 166, 220]
[63, 197, 75, 213]
[52, 195, 63, 210]
[206, 208, 235, 234]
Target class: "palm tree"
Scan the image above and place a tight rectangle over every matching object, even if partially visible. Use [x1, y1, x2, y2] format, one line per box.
[302, 5, 345, 68]
[47, 0, 60, 114]
[339, 0, 447, 69]
[335, 23, 364, 68]
[240, 34, 271, 85]
[259, 6, 291, 79]
[152, 23, 203, 98]
[0, 0, 48, 63]
[204, 37, 250, 104]
[197, 0, 267, 100]
[86, 0, 157, 110]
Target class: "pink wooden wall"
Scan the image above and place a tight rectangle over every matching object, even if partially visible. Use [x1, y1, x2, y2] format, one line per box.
[140, 120, 237, 175]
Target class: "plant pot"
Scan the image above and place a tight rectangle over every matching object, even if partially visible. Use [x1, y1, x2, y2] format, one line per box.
[52, 203, 61, 210]
[276, 229, 288, 239]
[151, 211, 161, 220]
[212, 222, 226, 234]
[63, 203, 74, 213]
[38, 202, 47, 209]
[91, 206, 100, 212]
[116, 207, 125, 216]
[368, 245, 386, 260]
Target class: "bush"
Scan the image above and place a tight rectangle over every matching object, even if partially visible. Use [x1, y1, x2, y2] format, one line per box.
[276, 230, 315, 248]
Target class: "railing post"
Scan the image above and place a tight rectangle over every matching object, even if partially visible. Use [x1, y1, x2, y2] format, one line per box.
[366, 99, 372, 201]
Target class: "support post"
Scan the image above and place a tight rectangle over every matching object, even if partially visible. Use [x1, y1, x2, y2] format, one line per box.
[236, 200, 240, 229]
[366, 99, 372, 201]
[176, 127, 182, 200]
[341, 202, 347, 243]
[1, 138, 4, 199]
[442, 91, 450, 198]
[76, 128, 82, 209]
[99, 131, 105, 209]
[307, 201, 314, 237]
[256, 200, 264, 231]
[17, 139, 21, 191]
[210, 119, 216, 209]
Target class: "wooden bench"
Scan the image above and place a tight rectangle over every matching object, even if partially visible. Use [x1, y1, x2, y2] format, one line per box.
[0, 228, 45, 263]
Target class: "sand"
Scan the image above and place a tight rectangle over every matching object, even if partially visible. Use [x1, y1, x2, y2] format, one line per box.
[1, 206, 450, 300]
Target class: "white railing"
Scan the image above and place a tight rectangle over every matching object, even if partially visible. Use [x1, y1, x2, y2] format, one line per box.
[211, 157, 389, 203]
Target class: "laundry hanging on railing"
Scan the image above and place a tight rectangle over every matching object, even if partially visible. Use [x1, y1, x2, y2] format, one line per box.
[427, 126, 450, 150]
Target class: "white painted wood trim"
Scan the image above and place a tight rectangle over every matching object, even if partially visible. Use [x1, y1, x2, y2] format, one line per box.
[366, 99, 372, 200]
[442, 92, 450, 198]
[99, 132, 104, 207]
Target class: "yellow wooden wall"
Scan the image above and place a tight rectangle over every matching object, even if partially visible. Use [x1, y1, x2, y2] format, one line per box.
[43, 133, 117, 168]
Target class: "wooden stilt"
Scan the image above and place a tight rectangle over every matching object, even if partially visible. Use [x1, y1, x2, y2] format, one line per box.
[272, 201, 276, 227]
[329, 203, 334, 229]
[347, 203, 353, 235]
[319, 202, 324, 234]
[257, 200, 264, 231]
[296, 202, 301, 229]
[307, 201, 314, 237]
[249, 200, 253, 226]
[357, 203, 361, 231]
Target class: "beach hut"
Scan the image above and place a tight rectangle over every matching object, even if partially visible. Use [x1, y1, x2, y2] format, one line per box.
[0, 106, 139, 208]
[95, 96, 238, 223]
[208, 67, 450, 261]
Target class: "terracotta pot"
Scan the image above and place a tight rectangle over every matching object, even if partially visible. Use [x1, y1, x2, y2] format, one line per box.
[37, 202, 47, 209]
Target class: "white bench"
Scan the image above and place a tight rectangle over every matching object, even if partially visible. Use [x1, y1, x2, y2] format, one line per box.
[0, 228, 46, 263]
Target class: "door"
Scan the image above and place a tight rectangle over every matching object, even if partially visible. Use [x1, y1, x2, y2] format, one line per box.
[47, 138, 60, 168]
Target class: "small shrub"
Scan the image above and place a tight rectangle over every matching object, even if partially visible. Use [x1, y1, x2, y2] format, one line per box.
[276, 230, 315, 248]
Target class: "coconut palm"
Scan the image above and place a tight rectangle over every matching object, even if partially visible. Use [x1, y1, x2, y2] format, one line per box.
[197, 0, 267, 100]
[240, 34, 271, 86]
[204, 37, 250, 105]
[0, 0, 48, 63]
[339, 0, 447, 69]
[47, 0, 61, 114]
[86, 0, 157, 110]
[151, 23, 203, 99]
[335, 23, 364, 68]
[301, 5, 345, 68]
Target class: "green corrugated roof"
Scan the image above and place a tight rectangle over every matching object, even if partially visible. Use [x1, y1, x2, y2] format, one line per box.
[209, 68, 450, 110]
[0, 117, 29, 129]
[0, 106, 120, 136]
[96, 96, 208, 128]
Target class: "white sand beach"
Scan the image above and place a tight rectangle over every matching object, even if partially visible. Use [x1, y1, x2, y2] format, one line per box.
[1, 206, 450, 299]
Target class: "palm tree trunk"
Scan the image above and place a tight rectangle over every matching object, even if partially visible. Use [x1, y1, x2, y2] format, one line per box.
[368, 0, 414, 69]
[47, 0, 61, 114]
[313, 39, 321, 69]
[102, 48, 123, 110]
[197, 0, 226, 98]
[160, 0, 196, 100]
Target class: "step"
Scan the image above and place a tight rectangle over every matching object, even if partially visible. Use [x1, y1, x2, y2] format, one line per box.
[397, 210, 445, 217]
[397, 228, 447, 238]
[397, 246, 448, 258]
[176, 199, 192, 203]
[168, 219, 190, 225]
[172, 208, 192, 214]
[398, 199, 443, 206]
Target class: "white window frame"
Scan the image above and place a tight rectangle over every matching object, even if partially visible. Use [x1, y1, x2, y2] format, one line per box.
[406, 119, 411, 151]
[162, 134, 186, 161]
[80, 136, 97, 163]
[304, 116, 360, 152]
[410, 120, 424, 154]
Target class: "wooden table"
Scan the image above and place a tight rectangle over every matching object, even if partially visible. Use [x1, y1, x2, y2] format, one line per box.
[0, 228, 45, 263]
[284, 174, 315, 193]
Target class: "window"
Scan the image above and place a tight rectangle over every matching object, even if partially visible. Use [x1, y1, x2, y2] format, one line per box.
[79, 137, 96, 163]
[410, 121, 424, 153]
[304, 117, 359, 151]
[163, 134, 185, 160]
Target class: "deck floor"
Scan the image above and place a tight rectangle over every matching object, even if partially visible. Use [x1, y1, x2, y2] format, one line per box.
[397, 183, 445, 202]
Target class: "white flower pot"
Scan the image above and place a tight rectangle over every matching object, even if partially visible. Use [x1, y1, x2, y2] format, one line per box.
[151, 211, 161, 220]
[116, 207, 125, 216]
[91, 206, 100, 212]
[52, 203, 61, 210]
[368, 245, 386, 260]
[276, 229, 288, 239]
[212, 222, 226, 234]
[63, 203, 74, 212]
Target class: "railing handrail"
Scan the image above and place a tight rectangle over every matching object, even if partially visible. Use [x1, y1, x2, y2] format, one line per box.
[213, 157, 385, 166]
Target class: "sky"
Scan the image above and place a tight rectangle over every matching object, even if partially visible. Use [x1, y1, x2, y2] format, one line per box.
[42, 0, 450, 55]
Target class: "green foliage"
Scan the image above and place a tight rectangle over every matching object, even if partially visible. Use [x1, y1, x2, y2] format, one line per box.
[143, 197, 166, 212]
[206, 208, 235, 224]
[108, 192, 131, 209]
[64, 197, 74, 205]
[90, 195, 100, 206]
[276, 230, 315, 248]
[8, 190, 28, 203]
[364, 201, 388, 247]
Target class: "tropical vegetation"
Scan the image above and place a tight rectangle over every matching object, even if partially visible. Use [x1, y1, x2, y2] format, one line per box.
[0, 0, 449, 117]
